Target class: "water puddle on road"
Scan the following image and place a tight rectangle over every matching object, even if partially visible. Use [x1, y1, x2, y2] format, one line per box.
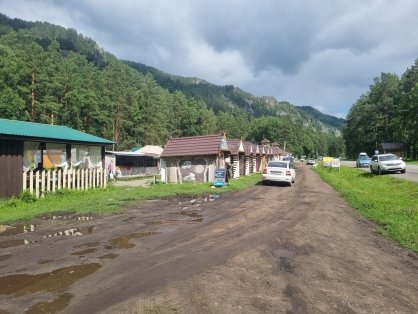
[163, 210, 204, 224]
[0, 263, 101, 296]
[42, 226, 94, 238]
[73, 242, 100, 249]
[38, 259, 55, 265]
[43, 214, 93, 221]
[71, 248, 98, 256]
[98, 253, 119, 260]
[0, 239, 31, 249]
[0, 254, 12, 261]
[0, 224, 36, 236]
[108, 232, 157, 249]
[26, 292, 72, 314]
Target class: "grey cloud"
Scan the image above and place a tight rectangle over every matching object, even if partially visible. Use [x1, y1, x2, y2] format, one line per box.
[1, 0, 418, 117]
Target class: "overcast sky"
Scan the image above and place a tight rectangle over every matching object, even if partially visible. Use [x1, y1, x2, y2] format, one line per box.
[1, 0, 417, 118]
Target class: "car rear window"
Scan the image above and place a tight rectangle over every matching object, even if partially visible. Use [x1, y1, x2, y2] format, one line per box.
[268, 162, 287, 168]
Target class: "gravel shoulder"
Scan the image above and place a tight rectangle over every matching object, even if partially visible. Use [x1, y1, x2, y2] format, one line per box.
[1, 166, 417, 313]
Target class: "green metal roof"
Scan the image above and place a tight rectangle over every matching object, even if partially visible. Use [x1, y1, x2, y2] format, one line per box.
[0, 119, 114, 145]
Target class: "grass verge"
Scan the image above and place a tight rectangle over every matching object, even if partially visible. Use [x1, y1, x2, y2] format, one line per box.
[315, 165, 418, 252]
[0, 173, 262, 224]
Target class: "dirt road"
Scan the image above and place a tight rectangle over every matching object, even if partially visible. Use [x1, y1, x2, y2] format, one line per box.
[1, 166, 417, 313]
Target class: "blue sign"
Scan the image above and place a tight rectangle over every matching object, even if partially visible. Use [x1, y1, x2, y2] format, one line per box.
[213, 168, 226, 186]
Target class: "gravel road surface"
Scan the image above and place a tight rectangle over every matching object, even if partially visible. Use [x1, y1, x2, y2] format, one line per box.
[1, 166, 417, 313]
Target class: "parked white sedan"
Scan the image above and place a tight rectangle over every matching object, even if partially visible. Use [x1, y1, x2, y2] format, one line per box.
[370, 154, 406, 175]
[262, 161, 296, 186]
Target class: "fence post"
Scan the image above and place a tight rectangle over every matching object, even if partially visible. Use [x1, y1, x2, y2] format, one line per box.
[29, 171, 34, 195]
[52, 170, 56, 193]
[35, 172, 40, 198]
[40, 171, 45, 198]
[46, 170, 51, 194]
[81, 169, 85, 190]
[23, 171, 27, 192]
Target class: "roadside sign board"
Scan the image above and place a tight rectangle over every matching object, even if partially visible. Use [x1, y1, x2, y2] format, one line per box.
[323, 156, 333, 167]
[331, 158, 341, 169]
[213, 168, 226, 187]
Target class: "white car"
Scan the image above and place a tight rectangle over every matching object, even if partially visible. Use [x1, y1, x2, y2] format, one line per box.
[262, 161, 296, 186]
[370, 154, 406, 175]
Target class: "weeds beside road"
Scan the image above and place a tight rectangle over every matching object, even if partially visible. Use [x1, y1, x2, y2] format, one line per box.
[315, 165, 418, 252]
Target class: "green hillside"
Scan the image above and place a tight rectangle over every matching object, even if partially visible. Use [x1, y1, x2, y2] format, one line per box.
[0, 13, 344, 157]
[125, 61, 344, 132]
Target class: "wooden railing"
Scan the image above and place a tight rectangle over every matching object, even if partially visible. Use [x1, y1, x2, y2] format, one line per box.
[22, 168, 107, 198]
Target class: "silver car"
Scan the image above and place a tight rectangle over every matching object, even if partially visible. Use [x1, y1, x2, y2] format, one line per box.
[370, 154, 406, 175]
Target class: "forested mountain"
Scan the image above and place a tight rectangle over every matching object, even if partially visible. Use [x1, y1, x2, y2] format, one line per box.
[125, 61, 344, 132]
[343, 61, 418, 159]
[0, 13, 344, 157]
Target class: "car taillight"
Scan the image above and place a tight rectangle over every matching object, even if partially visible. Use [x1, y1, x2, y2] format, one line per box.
[263, 168, 267, 174]
[286, 170, 291, 176]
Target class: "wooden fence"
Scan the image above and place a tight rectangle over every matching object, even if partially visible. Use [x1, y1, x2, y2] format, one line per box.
[22, 168, 107, 198]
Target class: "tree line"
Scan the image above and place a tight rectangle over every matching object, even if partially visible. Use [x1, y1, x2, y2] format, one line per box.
[0, 13, 344, 157]
[343, 59, 418, 159]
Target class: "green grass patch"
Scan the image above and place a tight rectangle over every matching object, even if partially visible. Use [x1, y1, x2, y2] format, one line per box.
[315, 165, 418, 252]
[0, 174, 262, 224]
[405, 160, 418, 165]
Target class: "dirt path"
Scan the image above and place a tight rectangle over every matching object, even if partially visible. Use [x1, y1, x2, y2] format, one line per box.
[1, 166, 417, 313]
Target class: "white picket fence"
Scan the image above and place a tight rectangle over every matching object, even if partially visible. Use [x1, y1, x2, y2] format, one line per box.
[22, 168, 107, 198]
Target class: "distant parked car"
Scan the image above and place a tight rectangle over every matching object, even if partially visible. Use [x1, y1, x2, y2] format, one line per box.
[282, 156, 295, 167]
[263, 161, 296, 186]
[356, 152, 371, 168]
[307, 158, 316, 165]
[369, 154, 406, 174]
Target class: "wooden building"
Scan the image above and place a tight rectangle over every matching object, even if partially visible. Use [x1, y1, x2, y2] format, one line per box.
[160, 134, 229, 184]
[379, 143, 406, 157]
[105, 145, 162, 178]
[227, 138, 245, 178]
[0, 119, 113, 198]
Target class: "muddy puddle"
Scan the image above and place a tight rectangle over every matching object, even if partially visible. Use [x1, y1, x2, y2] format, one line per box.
[0, 254, 12, 261]
[26, 292, 72, 314]
[108, 232, 157, 249]
[0, 224, 36, 236]
[42, 226, 94, 238]
[42, 214, 93, 221]
[0, 263, 101, 296]
[144, 210, 204, 226]
[98, 253, 119, 260]
[71, 248, 98, 256]
[0, 239, 32, 249]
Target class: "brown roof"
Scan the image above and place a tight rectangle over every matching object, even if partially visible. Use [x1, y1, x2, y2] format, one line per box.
[380, 143, 405, 150]
[161, 134, 229, 157]
[227, 139, 242, 155]
[243, 142, 253, 156]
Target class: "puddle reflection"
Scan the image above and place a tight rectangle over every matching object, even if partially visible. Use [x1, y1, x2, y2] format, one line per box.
[26, 293, 72, 314]
[43, 226, 94, 238]
[0, 224, 36, 236]
[0, 263, 101, 296]
[108, 232, 157, 249]
[71, 248, 98, 256]
[0, 239, 30, 249]
[98, 253, 119, 260]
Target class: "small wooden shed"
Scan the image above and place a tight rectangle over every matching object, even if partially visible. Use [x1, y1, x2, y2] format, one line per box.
[379, 143, 406, 157]
[0, 119, 113, 198]
[227, 138, 245, 178]
[160, 134, 230, 184]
